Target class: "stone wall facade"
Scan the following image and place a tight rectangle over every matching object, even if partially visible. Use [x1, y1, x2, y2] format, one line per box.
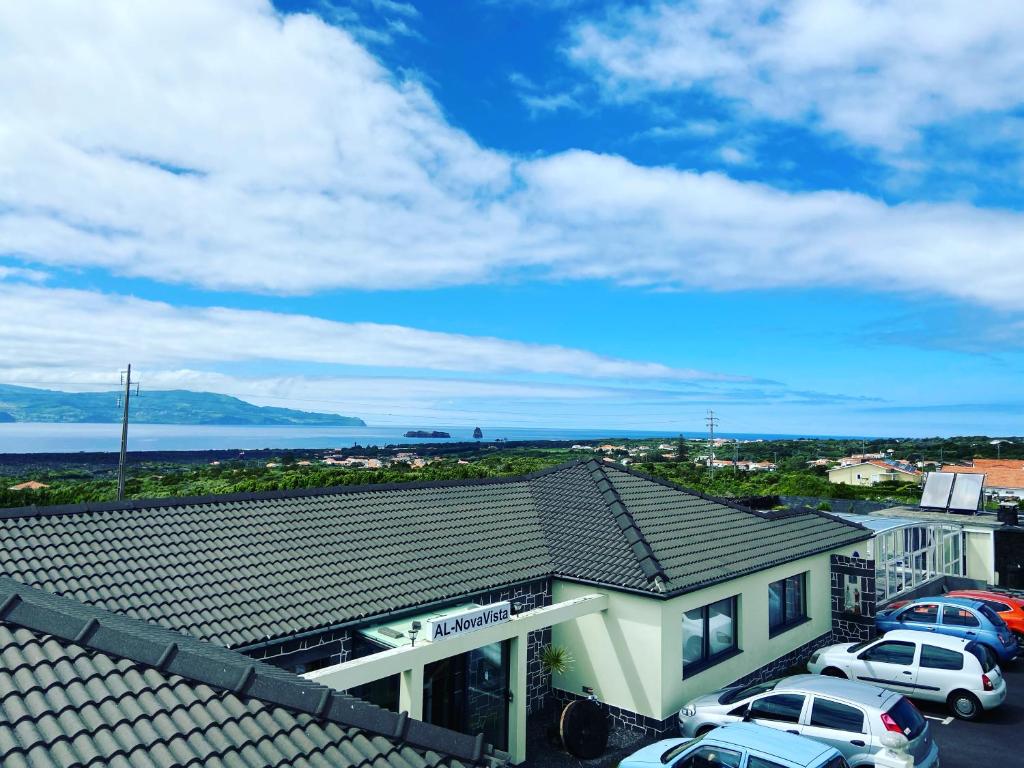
[245, 627, 353, 673]
[551, 688, 676, 739]
[241, 578, 553, 715]
[471, 578, 553, 715]
[728, 631, 834, 688]
[830, 554, 877, 642]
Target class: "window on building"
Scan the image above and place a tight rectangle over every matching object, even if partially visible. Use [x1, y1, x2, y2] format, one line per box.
[682, 596, 738, 674]
[768, 573, 807, 634]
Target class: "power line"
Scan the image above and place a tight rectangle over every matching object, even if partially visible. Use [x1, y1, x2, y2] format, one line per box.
[116, 365, 140, 501]
[706, 409, 719, 475]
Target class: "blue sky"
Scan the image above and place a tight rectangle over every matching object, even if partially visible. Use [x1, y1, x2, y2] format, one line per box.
[1, 0, 1023, 436]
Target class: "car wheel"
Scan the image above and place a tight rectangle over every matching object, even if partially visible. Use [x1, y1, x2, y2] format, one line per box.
[821, 667, 847, 678]
[696, 724, 717, 737]
[948, 690, 981, 720]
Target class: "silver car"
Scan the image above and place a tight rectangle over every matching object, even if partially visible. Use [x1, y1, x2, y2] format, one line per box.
[677, 674, 939, 768]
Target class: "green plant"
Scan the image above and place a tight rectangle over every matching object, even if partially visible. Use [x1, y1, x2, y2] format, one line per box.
[539, 644, 575, 675]
[817, 501, 832, 511]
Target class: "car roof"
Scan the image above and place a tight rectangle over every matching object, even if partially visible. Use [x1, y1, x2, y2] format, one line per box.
[707, 723, 832, 766]
[882, 629, 970, 649]
[902, 596, 986, 609]
[777, 674, 898, 707]
[949, 589, 1022, 605]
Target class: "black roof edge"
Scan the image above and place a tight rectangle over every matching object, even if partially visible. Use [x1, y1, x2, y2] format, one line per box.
[598, 459, 872, 534]
[0, 460, 590, 521]
[585, 460, 668, 587]
[0, 577, 491, 765]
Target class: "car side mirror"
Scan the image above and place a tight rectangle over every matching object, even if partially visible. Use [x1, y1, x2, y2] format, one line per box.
[741, 706, 753, 722]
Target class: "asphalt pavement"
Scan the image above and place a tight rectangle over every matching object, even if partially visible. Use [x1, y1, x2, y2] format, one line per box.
[918, 655, 1023, 767]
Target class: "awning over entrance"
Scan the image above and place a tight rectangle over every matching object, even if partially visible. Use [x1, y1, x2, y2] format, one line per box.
[305, 593, 608, 765]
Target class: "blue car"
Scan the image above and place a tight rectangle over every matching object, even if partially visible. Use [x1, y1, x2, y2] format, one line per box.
[621, 722, 849, 768]
[876, 596, 1019, 664]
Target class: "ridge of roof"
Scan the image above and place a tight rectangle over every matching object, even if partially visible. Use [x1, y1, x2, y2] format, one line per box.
[0, 460, 588, 521]
[598, 460, 872, 533]
[584, 460, 668, 589]
[0, 577, 492, 765]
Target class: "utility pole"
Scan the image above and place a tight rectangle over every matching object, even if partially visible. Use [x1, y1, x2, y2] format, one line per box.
[734, 439, 739, 475]
[116, 365, 140, 501]
[706, 409, 719, 476]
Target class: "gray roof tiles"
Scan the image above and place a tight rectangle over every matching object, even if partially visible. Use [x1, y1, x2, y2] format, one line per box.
[0, 578, 491, 768]
[0, 460, 868, 651]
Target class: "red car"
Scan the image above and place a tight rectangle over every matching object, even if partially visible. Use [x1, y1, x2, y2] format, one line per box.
[889, 589, 1024, 642]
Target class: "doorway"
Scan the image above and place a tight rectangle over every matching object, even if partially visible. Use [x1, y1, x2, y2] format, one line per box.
[423, 640, 510, 750]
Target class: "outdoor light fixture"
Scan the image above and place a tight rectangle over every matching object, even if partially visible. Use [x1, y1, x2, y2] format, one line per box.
[581, 685, 594, 696]
[409, 620, 421, 647]
[512, 602, 524, 616]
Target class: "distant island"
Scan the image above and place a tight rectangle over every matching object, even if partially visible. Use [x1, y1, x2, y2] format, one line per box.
[404, 430, 451, 439]
[0, 384, 365, 426]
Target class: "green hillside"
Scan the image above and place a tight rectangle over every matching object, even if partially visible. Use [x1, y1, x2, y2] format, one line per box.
[0, 385, 365, 426]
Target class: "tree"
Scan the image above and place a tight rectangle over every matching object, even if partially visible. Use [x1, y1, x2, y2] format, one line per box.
[676, 434, 688, 463]
[473, 426, 483, 439]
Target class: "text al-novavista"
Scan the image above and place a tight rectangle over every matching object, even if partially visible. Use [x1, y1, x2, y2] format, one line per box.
[432, 608, 509, 639]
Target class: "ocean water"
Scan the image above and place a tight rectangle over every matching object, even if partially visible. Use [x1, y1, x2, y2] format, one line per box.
[0, 423, 858, 454]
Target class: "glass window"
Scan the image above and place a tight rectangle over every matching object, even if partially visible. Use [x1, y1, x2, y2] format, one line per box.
[768, 573, 807, 632]
[942, 605, 979, 627]
[899, 604, 938, 624]
[809, 698, 865, 733]
[673, 745, 743, 768]
[749, 758, 789, 768]
[920, 645, 964, 671]
[861, 641, 916, 665]
[884, 699, 925, 740]
[824, 758, 851, 768]
[682, 597, 738, 674]
[981, 600, 1011, 613]
[749, 693, 806, 724]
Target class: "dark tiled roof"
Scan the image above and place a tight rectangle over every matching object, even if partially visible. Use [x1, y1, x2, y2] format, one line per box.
[603, 465, 870, 593]
[529, 462, 651, 591]
[0, 577, 492, 768]
[0, 479, 551, 648]
[0, 461, 868, 648]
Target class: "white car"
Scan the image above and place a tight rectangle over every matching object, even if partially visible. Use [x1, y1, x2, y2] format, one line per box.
[807, 630, 1006, 720]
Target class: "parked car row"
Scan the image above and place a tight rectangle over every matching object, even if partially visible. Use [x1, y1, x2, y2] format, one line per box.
[634, 590, 1020, 768]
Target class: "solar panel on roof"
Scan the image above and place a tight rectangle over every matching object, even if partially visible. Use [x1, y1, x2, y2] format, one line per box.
[949, 473, 984, 512]
[920, 472, 955, 509]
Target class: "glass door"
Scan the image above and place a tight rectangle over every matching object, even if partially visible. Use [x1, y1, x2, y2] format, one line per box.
[422, 641, 510, 751]
[466, 641, 510, 751]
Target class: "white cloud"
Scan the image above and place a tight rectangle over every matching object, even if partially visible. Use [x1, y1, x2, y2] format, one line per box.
[718, 146, 752, 166]
[516, 151, 1024, 306]
[1, 1, 1024, 311]
[569, 0, 1024, 152]
[0, 282, 735, 382]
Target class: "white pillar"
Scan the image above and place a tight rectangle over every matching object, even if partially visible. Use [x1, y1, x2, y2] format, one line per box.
[399, 664, 423, 720]
[507, 633, 529, 765]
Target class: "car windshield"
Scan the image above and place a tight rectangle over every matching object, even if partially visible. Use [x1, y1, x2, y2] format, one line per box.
[885, 698, 926, 740]
[967, 642, 997, 672]
[847, 639, 872, 653]
[979, 605, 1008, 628]
[718, 679, 780, 705]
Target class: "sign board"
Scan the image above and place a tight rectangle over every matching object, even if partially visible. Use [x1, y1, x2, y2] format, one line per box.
[427, 601, 511, 642]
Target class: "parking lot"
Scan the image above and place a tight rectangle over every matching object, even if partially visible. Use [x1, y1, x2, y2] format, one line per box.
[915, 655, 1024, 767]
